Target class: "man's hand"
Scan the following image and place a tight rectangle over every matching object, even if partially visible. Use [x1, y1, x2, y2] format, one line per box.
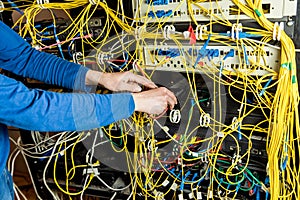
[132, 87, 177, 115]
[86, 70, 157, 92]
[86, 70, 177, 115]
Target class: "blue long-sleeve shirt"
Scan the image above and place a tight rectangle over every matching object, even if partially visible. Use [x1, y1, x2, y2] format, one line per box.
[0, 21, 135, 174]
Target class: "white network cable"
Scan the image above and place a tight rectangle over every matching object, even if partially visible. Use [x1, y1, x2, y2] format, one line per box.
[110, 192, 117, 200]
[42, 131, 96, 199]
[126, 179, 137, 200]
[14, 183, 28, 200]
[42, 132, 67, 200]
[20, 149, 43, 200]
[94, 175, 133, 192]
[80, 175, 90, 200]
[14, 186, 21, 200]
[154, 119, 182, 145]
[17, 132, 88, 159]
[9, 149, 20, 176]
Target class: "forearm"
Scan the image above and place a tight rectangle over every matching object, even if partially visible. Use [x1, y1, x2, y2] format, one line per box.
[0, 74, 135, 131]
[0, 21, 89, 91]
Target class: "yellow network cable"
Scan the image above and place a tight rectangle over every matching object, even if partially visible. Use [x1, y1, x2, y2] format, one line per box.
[9, 0, 299, 199]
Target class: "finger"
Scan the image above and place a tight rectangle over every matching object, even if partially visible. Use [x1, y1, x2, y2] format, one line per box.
[129, 74, 157, 89]
[166, 95, 176, 110]
[123, 82, 142, 92]
[162, 88, 177, 105]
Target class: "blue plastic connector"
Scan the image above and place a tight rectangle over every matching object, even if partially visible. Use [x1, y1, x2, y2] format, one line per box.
[256, 186, 260, 200]
[165, 10, 173, 17]
[147, 0, 168, 5]
[148, 10, 172, 18]
[259, 77, 272, 97]
[223, 49, 234, 60]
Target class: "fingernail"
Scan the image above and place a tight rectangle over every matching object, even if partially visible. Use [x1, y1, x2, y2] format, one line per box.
[136, 86, 142, 92]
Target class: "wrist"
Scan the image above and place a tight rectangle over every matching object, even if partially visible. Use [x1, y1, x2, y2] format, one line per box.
[132, 93, 141, 112]
[85, 70, 103, 85]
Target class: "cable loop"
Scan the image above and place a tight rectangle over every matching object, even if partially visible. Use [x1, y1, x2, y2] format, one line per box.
[199, 113, 210, 127]
[195, 24, 207, 40]
[169, 109, 181, 124]
[163, 25, 175, 40]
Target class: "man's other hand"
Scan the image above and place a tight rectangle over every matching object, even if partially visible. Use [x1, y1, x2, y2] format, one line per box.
[86, 70, 157, 92]
[132, 87, 177, 115]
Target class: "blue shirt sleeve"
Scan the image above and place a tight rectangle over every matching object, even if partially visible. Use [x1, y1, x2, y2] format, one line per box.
[0, 74, 135, 131]
[0, 21, 89, 91]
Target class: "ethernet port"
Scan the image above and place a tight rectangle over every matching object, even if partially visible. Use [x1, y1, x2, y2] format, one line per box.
[262, 4, 271, 14]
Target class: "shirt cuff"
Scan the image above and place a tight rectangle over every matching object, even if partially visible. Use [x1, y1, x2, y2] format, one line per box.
[95, 93, 135, 127]
[73, 66, 96, 93]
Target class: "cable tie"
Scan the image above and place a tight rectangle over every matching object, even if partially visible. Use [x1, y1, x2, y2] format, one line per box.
[292, 75, 297, 84]
[273, 22, 278, 41]
[280, 62, 289, 69]
[199, 113, 205, 127]
[201, 153, 208, 163]
[89, 0, 97, 5]
[196, 191, 202, 199]
[154, 191, 164, 199]
[254, 9, 262, 17]
[231, 117, 238, 129]
[217, 132, 224, 137]
[289, 62, 292, 70]
[0, 1, 4, 12]
[205, 113, 210, 127]
[97, 53, 104, 65]
[208, 190, 213, 199]
[188, 192, 194, 199]
[36, 0, 45, 9]
[273, 22, 284, 41]
[132, 59, 139, 72]
[232, 154, 236, 165]
[147, 139, 158, 152]
[195, 25, 207, 40]
[134, 26, 144, 40]
[231, 23, 242, 40]
[170, 182, 177, 191]
[162, 179, 169, 187]
[72, 52, 82, 64]
[231, 23, 236, 39]
[178, 193, 184, 200]
[97, 52, 111, 65]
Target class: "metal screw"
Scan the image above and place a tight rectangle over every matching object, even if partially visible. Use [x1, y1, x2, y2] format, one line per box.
[287, 21, 294, 27]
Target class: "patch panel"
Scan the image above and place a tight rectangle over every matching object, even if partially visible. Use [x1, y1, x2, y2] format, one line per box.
[136, 0, 297, 23]
[142, 43, 280, 76]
